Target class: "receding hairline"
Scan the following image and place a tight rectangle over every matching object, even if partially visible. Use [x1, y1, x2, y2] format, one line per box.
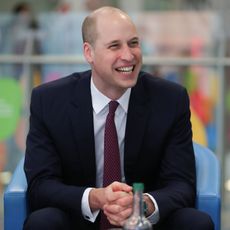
[91, 6, 130, 19]
[81, 6, 133, 45]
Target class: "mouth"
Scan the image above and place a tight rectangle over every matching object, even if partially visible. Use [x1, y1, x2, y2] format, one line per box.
[115, 65, 135, 74]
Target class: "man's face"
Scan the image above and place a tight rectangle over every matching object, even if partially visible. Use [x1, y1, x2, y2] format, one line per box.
[84, 12, 142, 99]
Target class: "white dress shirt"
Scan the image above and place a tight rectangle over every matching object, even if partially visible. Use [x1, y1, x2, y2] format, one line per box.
[81, 77, 159, 224]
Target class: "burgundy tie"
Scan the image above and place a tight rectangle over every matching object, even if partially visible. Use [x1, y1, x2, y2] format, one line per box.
[100, 100, 121, 230]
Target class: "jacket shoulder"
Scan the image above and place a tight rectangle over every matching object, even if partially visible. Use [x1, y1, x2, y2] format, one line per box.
[33, 70, 91, 94]
[137, 71, 187, 101]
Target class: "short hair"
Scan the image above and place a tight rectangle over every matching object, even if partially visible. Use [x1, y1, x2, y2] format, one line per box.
[81, 13, 98, 45]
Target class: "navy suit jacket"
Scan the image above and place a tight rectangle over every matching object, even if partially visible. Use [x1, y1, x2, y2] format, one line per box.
[25, 70, 196, 229]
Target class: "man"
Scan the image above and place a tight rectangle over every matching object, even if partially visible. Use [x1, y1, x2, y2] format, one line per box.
[24, 6, 214, 230]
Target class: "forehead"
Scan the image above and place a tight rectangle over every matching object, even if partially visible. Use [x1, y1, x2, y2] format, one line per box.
[95, 13, 138, 43]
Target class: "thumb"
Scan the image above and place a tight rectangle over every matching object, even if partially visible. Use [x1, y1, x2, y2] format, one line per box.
[111, 181, 132, 193]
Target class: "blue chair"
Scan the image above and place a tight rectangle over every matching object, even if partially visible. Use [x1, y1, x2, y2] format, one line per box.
[4, 142, 221, 230]
[193, 142, 221, 230]
[4, 158, 27, 230]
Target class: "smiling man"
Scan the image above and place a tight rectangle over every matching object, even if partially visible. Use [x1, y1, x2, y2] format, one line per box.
[24, 6, 214, 230]
[82, 7, 142, 100]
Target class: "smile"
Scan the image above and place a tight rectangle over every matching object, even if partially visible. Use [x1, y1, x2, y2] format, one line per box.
[116, 66, 134, 74]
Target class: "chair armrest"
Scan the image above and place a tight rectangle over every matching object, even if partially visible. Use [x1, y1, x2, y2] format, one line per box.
[193, 142, 221, 230]
[4, 157, 28, 230]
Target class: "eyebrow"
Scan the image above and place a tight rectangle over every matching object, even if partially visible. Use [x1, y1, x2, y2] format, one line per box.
[106, 40, 120, 46]
[130, 37, 139, 41]
[105, 36, 139, 46]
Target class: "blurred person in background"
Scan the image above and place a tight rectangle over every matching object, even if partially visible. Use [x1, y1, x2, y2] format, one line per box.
[11, 1, 41, 79]
[0, 1, 41, 79]
[23, 6, 214, 230]
[0, 2, 42, 185]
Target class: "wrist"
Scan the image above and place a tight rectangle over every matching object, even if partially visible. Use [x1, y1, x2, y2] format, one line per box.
[143, 195, 155, 217]
[89, 188, 104, 212]
[143, 200, 149, 216]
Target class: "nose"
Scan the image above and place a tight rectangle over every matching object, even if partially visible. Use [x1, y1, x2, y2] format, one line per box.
[120, 45, 134, 61]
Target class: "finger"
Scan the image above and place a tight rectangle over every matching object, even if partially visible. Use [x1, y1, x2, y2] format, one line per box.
[107, 194, 133, 209]
[104, 203, 132, 218]
[105, 206, 133, 225]
[106, 189, 131, 203]
[111, 181, 132, 193]
[115, 193, 133, 207]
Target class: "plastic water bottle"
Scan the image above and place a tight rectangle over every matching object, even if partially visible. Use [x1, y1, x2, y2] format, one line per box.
[123, 183, 152, 230]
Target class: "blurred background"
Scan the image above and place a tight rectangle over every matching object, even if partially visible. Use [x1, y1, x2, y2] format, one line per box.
[0, 0, 229, 229]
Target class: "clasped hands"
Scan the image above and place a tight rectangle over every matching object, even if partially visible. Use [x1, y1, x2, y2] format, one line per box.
[89, 181, 134, 226]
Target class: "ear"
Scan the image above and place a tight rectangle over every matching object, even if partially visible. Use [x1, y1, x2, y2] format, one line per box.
[83, 42, 94, 64]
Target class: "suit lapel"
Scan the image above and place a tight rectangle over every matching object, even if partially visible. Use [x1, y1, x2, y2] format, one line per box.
[69, 72, 96, 186]
[124, 75, 150, 181]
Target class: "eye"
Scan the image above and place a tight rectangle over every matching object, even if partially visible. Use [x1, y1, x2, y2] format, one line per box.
[129, 40, 139, 47]
[108, 43, 120, 49]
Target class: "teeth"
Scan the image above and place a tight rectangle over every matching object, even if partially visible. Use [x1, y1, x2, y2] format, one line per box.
[117, 66, 133, 73]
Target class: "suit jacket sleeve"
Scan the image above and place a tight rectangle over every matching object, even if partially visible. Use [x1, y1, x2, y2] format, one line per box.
[125, 74, 196, 224]
[24, 74, 93, 223]
[150, 87, 196, 222]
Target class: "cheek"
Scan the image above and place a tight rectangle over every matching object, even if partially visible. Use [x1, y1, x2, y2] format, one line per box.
[135, 49, 142, 58]
[94, 50, 119, 67]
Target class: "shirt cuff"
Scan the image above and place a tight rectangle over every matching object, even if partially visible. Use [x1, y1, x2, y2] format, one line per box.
[144, 193, 160, 224]
[81, 188, 100, 222]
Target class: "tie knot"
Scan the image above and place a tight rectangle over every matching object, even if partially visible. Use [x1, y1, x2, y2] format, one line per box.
[109, 101, 119, 114]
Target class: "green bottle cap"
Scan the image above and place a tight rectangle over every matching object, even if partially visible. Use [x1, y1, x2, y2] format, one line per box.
[133, 183, 144, 191]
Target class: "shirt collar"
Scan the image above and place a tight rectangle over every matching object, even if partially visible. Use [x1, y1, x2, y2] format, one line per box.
[91, 77, 131, 114]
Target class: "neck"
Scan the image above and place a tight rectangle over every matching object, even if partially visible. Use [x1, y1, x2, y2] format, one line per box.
[92, 76, 126, 100]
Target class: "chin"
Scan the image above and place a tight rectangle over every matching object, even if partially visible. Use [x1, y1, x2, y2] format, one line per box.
[122, 79, 137, 88]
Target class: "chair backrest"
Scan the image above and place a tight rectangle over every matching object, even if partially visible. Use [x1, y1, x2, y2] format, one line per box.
[4, 158, 28, 230]
[193, 142, 221, 230]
